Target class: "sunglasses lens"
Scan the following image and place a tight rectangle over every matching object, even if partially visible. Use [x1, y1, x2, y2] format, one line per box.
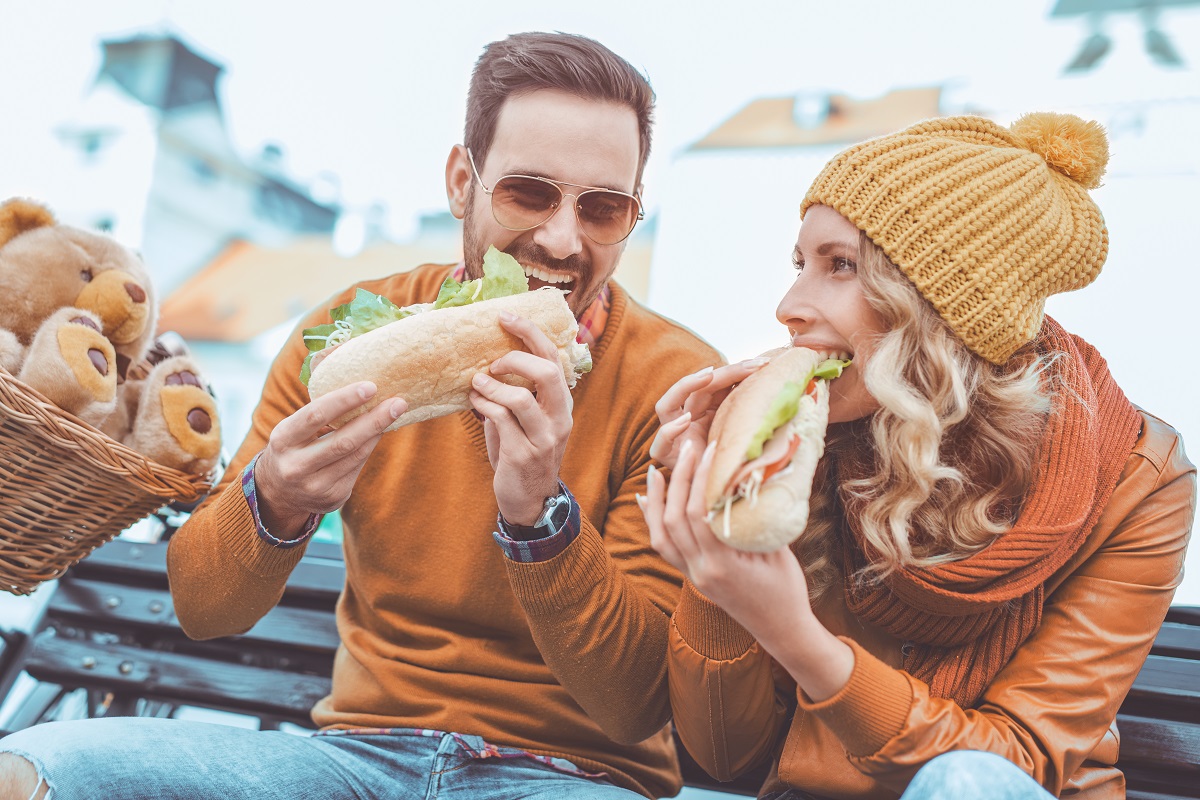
[491, 176, 561, 230]
[577, 191, 640, 245]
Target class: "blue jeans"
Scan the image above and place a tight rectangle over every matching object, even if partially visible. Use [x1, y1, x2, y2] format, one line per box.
[900, 752, 1055, 799]
[762, 751, 1055, 800]
[0, 717, 641, 799]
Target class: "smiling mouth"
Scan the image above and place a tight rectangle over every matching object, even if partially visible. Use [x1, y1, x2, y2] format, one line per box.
[524, 265, 575, 290]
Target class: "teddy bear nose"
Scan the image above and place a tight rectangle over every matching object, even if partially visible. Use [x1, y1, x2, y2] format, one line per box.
[125, 282, 147, 303]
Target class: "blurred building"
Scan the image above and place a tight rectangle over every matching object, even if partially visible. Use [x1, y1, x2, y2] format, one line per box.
[649, 86, 946, 363]
[52, 33, 339, 295]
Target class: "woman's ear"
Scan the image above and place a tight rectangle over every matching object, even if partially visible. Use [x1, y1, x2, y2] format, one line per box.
[445, 145, 472, 220]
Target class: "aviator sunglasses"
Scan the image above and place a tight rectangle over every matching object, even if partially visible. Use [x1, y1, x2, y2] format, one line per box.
[467, 148, 644, 246]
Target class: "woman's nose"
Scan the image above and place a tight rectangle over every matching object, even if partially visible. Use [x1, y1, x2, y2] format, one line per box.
[776, 276, 816, 329]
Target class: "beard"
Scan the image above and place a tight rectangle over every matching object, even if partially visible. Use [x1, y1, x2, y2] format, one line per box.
[462, 195, 602, 319]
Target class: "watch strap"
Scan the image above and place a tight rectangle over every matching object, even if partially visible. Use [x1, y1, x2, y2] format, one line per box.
[493, 482, 581, 562]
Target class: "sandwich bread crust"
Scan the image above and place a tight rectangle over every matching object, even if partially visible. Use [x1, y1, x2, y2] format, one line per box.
[307, 287, 582, 431]
[704, 347, 831, 552]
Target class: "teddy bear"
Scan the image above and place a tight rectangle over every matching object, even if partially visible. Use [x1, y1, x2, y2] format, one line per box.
[0, 198, 221, 477]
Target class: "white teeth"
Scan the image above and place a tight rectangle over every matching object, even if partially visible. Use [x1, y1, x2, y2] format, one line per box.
[810, 349, 852, 362]
[524, 266, 574, 284]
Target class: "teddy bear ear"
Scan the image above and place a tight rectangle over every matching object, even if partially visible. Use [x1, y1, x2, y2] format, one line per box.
[0, 198, 57, 248]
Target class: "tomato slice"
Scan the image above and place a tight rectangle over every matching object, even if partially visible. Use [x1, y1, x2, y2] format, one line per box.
[761, 434, 802, 482]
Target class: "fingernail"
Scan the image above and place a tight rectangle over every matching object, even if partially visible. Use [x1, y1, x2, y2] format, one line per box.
[358, 382, 377, 399]
[739, 356, 771, 368]
[703, 441, 717, 461]
[635, 493, 647, 511]
[472, 372, 488, 387]
[499, 311, 518, 323]
[691, 365, 714, 378]
[647, 463, 657, 482]
[390, 399, 406, 419]
[673, 411, 692, 426]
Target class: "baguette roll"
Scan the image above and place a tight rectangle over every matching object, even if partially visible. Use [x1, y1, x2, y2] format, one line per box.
[307, 287, 589, 432]
[704, 347, 835, 552]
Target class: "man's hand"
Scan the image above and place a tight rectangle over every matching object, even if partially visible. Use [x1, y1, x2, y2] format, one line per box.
[255, 381, 408, 537]
[468, 311, 572, 526]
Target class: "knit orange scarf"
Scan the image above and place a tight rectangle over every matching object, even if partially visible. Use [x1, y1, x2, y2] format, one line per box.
[839, 318, 1142, 707]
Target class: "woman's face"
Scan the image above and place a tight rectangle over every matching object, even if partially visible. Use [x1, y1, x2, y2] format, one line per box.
[776, 204, 887, 423]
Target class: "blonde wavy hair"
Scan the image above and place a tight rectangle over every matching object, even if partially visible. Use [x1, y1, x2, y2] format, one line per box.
[795, 233, 1056, 600]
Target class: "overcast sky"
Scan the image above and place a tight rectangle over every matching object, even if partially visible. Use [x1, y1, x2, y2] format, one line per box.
[7, 0, 1196, 232]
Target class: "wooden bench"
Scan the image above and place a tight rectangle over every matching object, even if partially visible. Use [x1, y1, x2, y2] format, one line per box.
[2, 537, 1196, 799]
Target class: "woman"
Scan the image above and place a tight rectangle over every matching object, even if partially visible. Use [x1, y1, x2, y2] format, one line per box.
[641, 112, 1195, 799]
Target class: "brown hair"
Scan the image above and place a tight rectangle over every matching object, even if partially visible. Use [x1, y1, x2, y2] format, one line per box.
[464, 32, 655, 184]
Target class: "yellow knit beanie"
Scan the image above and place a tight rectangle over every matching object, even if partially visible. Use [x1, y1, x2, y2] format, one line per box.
[801, 112, 1110, 364]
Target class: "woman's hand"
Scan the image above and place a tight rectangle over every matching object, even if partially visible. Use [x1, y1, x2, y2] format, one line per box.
[641, 440, 854, 701]
[642, 439, 813, 638]
[649, 359, 769, 470]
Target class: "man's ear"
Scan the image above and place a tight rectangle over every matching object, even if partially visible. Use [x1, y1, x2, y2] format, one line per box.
[445, 145, 472, 220]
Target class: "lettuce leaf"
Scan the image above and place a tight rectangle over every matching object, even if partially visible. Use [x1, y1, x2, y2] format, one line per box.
[299, 246, 532, 385]
[745, 381, 803, 460]
[432, 246, 530, 309]
[480, 246, 530, 299]
[742, 356, 852, 459]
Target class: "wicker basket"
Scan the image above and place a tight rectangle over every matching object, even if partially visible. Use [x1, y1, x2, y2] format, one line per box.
[0, 365, 215, 595]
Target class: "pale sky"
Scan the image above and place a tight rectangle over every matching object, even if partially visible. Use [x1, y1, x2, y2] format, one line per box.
[10, 0, 1196, 230]
[2, 0, 1199, 604]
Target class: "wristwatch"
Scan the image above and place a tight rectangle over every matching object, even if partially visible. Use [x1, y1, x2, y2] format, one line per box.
[502, 486, 572, 541]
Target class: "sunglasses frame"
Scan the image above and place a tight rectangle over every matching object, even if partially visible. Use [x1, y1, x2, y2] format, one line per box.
[465, 147, 644, 245]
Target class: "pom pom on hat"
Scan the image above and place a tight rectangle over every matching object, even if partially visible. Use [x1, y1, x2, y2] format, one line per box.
[1009, 112, 1109, 190]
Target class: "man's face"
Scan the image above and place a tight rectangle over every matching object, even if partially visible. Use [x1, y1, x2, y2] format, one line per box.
[454, 89, 642, 319]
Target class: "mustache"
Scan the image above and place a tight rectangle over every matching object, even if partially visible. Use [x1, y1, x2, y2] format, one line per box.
[504, 242, 591, 278]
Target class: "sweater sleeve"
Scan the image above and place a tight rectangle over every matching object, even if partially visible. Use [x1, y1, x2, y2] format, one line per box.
[166, 296, 349, 640]
[796, 426, 1196, 795]
[503, 432, 683, 744]
[503, 326, 723, 745]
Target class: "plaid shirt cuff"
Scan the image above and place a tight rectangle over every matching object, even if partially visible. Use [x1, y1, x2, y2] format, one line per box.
[492, 483, 580, 563]
[241, 452, 322, 549]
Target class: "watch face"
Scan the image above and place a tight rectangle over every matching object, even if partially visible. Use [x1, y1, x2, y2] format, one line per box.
[537, 491, 570, 530]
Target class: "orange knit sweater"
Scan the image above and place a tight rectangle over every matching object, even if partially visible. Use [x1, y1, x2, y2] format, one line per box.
[167, 263, 722, 798]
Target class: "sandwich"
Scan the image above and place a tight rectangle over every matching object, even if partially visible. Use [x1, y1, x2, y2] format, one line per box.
[704, 347, 849, 552]
[302, 246, 592, 431]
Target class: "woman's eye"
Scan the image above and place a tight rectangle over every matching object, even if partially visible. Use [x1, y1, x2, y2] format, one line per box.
[791, 256, 804, 272]
[832, 257, 858, 273]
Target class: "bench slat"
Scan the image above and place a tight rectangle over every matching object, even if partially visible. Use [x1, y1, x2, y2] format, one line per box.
[1115, 714, 1200, 773]
[23, 633, 328, 725]
[47, 578, 341, 654]
[69, 539, 345, 603]
[1152, 622, 1200, 661]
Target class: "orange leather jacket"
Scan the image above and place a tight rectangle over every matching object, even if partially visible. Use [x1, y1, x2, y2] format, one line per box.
[668, 411, 1195, 799]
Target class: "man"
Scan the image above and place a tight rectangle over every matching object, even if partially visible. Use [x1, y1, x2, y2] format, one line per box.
[0, 31, 726, 800]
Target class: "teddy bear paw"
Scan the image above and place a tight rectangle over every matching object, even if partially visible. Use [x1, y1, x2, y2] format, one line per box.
[16, 308, 117, 425]
[126, 356, 221, 475]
